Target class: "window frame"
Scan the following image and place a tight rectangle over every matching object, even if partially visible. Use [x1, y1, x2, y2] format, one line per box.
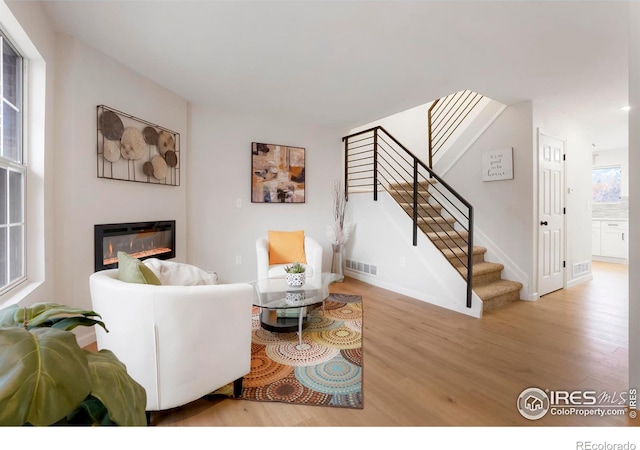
[0, 28, 26, 296]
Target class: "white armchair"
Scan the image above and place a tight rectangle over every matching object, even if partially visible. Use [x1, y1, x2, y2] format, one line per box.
[256, 235, 323, 280]
[88, 269, 254, 414]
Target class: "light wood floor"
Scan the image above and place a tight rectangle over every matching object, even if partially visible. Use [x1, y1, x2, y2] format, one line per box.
[127, 262, 634, 427]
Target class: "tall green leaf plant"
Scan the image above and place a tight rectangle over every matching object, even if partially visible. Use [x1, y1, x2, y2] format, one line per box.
[0, 302, 147, 426]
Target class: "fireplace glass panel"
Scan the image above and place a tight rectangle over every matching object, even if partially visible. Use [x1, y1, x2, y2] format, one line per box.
[95, 221, 175, 271]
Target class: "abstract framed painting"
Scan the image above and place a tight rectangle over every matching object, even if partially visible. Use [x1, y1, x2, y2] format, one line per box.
[251, 142, 305, 203]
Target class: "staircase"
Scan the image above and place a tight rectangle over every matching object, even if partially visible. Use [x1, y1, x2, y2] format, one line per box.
[390, 181, 523, 312]
[343, 123, 523, 314]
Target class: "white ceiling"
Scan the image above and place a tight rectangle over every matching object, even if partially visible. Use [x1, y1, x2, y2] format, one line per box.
[38, 0, 630, 149]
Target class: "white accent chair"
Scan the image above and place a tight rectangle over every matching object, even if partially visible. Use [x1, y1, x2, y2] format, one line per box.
[255, 236, 323, 280]
[255, 235, 323, 324]
[88, 268, 254, 418]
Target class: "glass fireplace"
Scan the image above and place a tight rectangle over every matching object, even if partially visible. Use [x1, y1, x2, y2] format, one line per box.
[94, 220, 175, 271]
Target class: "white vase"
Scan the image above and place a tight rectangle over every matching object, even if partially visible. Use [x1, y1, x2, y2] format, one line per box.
[286, 272, 305, 287]
[331, 244, 344, 278]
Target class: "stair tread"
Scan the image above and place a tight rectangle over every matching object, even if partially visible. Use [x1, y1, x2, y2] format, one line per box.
[473, 279, 523, 299]
[458, 261, 504, 276]
[399, 203, 441, 211]
[418, 216, 455, 224]
[391, 191, 431, 198]
[388, 179, 521, 313]
[429, 237, 469, 246]
[426, 229, 469, 239]
[390, 181, 436, 190]
[398, 201, 438, 206]
[442, 245, 486, 259]
[390, 186, 430, 191]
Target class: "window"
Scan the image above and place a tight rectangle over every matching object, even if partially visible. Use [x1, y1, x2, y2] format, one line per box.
[592, 165, 622, 204]
[0, 30, 24, 294]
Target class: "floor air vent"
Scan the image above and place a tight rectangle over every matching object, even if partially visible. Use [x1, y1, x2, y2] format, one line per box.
[346, 259, 377, 276]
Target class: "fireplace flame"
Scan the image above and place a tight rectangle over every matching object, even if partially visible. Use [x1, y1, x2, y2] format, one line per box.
[97, 221, 175, 271]
[102, 247, 172, 266]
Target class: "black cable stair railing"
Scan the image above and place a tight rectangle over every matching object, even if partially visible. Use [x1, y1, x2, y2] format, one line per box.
[342, 126, 474, 308]
[428, 89, 484, 169]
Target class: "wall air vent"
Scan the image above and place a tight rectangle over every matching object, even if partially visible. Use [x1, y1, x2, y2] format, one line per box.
[572, 261, 590, 277]
[346, 259, 378, 276]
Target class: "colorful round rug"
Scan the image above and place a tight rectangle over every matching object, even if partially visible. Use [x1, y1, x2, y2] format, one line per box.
[295, 354, 362, 396]
[312, 324, 361, 349]
[323, 303, 362, 322]
[266, 336, 340, 366]
[212, 297, 364, 409]
[243, 346, 294, 388]
[243, 374, 333, 406]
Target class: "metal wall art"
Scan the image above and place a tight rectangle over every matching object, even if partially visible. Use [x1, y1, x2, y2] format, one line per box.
[251, 142, 305, 203]
[97, 105, 180, 186]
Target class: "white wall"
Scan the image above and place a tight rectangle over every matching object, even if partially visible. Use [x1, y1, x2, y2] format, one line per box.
[346, 191, 482, 317]
[445, 101, 535, 297]
[1, 1, 55, 307]
[51, 35, 189, 345]
[628, 0, 640, 397]
[350, 101, 432, 162]
[5, 1, 344, 346]
[348, 95, 499, 174]
[187, 105, 343, 283]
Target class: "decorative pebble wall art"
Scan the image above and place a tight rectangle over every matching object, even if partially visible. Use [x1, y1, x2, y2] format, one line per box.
[96, 105, 180, 186]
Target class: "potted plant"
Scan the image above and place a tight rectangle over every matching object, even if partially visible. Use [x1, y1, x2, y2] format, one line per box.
[284, 262, 306, 287]
[0, 302, 147, 426]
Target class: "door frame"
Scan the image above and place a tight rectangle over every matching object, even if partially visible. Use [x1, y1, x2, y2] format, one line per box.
[535, 128, 567, 299]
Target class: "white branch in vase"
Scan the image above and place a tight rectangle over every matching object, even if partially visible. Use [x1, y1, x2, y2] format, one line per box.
[326, 219, 353, 246]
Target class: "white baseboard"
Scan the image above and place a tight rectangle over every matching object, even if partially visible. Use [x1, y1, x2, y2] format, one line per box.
[344, 269, 482, 318]
[567, 272, 593, 288]
[75, 327, 96, 349]
[592, 255, 628, 265]
[473, 227, 532, 300]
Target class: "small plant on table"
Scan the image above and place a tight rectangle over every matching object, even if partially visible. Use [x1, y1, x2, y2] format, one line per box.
[284, 262, 306, 286]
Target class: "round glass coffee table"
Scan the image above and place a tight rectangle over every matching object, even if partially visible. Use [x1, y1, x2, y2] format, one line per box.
[250, 272, 342, 349]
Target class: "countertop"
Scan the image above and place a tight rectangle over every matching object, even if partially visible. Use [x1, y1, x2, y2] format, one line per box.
[592, 217, 628, 221]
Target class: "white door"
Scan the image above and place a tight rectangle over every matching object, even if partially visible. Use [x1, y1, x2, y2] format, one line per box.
[538, 131, 565, 296]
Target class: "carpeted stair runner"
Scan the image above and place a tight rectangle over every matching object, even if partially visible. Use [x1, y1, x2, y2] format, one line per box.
[389, 181, 522, 313]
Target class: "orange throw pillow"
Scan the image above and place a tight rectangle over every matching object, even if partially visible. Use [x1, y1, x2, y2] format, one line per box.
[268, 230, 307, 265]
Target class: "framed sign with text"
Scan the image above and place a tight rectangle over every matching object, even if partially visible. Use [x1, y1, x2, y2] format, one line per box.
[482, 148, 513, 182]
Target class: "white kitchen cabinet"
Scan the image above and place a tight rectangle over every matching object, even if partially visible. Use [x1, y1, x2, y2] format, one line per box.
[600, 220, 628, 258]
[592, 219, 628, 261]
[592, 221, 601, 255]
